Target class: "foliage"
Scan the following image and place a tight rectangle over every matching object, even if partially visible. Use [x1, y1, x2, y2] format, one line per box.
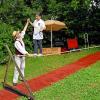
[0, 22, 14, 64]
[0, 0, 100, 64]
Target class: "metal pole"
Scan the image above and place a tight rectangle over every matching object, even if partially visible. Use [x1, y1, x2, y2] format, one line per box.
[51, 25, 53, 48]
[51, 16, 55, 48]
[84, 34, 86, 48]
[84, 33, 89, 48]
[86, 33, 89, 48]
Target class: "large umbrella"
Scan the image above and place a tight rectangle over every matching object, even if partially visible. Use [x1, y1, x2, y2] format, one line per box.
[45, 20, 66, 48]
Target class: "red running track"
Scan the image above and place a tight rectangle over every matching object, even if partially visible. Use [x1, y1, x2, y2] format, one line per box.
[0, 52, 100, 100]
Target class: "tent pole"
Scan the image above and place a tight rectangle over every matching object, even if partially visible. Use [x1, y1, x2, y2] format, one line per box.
[51, 25, 52, 48]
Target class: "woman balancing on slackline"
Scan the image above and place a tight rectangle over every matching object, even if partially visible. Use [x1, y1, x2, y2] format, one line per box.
[12, 19, 31, 86]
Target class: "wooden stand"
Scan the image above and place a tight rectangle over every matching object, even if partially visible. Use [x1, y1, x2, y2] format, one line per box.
[3, 44, 34, 100]
[43, 47, 61, 55]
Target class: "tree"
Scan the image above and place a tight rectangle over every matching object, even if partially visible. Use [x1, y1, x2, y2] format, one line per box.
[0, 0, 100, 64]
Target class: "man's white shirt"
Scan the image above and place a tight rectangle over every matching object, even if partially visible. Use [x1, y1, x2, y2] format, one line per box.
[33, 19, 45, 40]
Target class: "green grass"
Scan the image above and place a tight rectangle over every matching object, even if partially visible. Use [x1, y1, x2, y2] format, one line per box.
[24, 48, 100, 80]
[31, 61, 100, 100]
[0, 48, 100, 91]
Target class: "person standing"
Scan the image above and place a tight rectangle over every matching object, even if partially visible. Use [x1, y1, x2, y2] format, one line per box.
[12, 19, 30, 86]
[29, 13, 46, 56]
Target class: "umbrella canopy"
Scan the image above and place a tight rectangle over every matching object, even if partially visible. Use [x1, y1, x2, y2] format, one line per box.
[45, 20, 66, 31]
[45, 20, 66, 47]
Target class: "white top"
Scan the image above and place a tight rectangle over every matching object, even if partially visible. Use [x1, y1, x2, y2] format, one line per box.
[14, 31, 28, 55]
[33, 19, 45, 40]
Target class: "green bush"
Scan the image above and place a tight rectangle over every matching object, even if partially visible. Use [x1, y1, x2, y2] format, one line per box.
[0, 22, 14, 64]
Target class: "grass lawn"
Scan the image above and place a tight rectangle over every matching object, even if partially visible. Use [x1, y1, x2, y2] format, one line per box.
[0, 48, 100, 91]
[30, 61, 100, 100]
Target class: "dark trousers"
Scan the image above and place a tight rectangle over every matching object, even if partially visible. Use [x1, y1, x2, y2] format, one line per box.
[33, 39, 42, 54]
